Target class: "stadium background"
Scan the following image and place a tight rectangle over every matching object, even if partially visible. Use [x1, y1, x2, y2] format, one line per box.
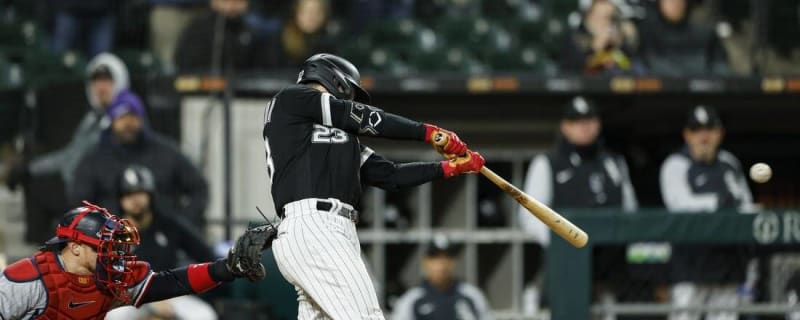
[2, 0, 800, 319]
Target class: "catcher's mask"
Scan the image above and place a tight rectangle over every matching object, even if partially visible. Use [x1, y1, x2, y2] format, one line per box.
[297, 53, 371, 104]
[45, 201, 141, 303]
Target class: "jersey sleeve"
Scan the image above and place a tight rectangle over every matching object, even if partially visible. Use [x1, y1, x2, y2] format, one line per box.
[276, 86, 427, 140]
[518, 155, 552, 245]
[392, 287, 424, 320]
[359, 146, 443, 192]
[659, 154, 717, 212]
[0, 275, 48, 319]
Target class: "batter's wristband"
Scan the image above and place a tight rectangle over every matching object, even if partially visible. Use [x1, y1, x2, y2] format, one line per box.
[441, 160, 456, 178]
[424, 124, 438, 143]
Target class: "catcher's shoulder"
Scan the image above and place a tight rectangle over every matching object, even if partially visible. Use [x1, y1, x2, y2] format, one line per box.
[3, 257, 40, 282]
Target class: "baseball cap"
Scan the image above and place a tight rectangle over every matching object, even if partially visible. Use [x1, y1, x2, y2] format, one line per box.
[685, 105, 722, 129]
[425, 234, 458, 257]
[563, 96, 599, 120]
[89, 64, 113, 81]
[119, 165, 157, 195]
[107, 89, 146, 121]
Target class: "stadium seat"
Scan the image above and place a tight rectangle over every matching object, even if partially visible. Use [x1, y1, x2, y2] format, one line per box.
[115, 49, 163, 76]
[486, 46, 554, 74]
[548, 0, 580, 19]
[435, 17, 515, 60]
[22, 49, 86, 88]
[0, 20, 43, 54]
[0, 55, 23, 90]
[410, 47, 489, 74]
[363, 48, 415, 76]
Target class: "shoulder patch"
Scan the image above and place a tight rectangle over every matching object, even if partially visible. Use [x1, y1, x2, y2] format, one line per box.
[3, 257, 40, 282]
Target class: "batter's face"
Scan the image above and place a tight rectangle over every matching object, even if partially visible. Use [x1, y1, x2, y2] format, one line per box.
[121, 191, 151, 218]
[90, 77, 115, 108]
[683, 127, 723, 163]
[660, 0, 687, 23]
[111, 114, 143, 144]
[296, 0, 327, 34]
[211, 0, 248, 18]
[561, 118, 601, 146]
[423, 255, 456, 287]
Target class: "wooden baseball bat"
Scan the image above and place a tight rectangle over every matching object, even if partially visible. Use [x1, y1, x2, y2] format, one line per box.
[433, 133, 589, 248]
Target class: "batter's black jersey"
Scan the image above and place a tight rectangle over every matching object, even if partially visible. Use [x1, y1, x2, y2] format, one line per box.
[263, 85, 443, 213]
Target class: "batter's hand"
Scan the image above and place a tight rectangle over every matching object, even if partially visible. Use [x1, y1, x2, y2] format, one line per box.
[441, 150, 485, 178]
[424, 124, 467, 158]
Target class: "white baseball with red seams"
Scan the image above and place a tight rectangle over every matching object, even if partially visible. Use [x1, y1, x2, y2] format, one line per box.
[749, 163, 772, 183]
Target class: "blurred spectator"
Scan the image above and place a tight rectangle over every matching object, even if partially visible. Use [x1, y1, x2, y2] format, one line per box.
[267, 0, 336, 68]
[105, 165, 217, 320]
[149, 0, 208, 73]
[659, 105, 754, 320]
[518, 97, 637, 316]
[4, 53, 128, 243]
[393, 235, 492, 320]
[5, 53, 128, 191]
[348, 0, 414, 35]
[519, 96, 637, 244]
[638, 0, 729, 76]
[560, 0, 642, 75]
[70, 89, 209, 229]
[50, 0, 116, 57]
[174, 0, 270, 74]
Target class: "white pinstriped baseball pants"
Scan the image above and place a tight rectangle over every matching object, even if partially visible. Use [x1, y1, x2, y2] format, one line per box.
[272, 198, 384, 320]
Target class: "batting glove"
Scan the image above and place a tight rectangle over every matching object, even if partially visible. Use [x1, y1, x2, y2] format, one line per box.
[441, 150, 485, 178]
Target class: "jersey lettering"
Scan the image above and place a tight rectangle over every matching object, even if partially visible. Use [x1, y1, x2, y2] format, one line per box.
[312, 124, 349, 144]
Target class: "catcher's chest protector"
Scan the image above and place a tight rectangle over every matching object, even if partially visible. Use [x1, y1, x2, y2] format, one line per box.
[19, 251, 115, 319]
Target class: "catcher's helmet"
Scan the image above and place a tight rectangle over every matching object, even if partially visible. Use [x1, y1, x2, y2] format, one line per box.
[297, 53, 371, 104]
[119, 165, 156, 195]
[45, 202, 141, 303]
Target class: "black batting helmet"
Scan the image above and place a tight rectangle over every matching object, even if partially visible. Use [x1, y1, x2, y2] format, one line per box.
[297, 53, 371, 104]
[119, 165, 156, 195]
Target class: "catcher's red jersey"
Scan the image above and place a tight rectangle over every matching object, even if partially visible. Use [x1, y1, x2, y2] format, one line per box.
[1, 251, 152, 319]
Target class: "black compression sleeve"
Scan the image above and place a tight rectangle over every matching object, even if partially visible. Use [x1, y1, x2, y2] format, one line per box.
[361, 152, 443, 191]
[331, 99, 427, 140]
[137, 267, 194, 305]
[137, 260, 232, 305]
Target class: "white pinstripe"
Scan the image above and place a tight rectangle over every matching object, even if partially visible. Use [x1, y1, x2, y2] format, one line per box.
[272, 198, 384, 320]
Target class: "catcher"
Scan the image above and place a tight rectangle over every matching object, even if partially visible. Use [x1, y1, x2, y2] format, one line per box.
[0, 202, 275, 319]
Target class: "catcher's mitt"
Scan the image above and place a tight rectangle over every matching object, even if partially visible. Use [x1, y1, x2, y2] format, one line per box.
[226, 220, 278, 282]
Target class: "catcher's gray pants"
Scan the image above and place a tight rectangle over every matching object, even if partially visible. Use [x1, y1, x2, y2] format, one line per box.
[273, 198, 384, 320]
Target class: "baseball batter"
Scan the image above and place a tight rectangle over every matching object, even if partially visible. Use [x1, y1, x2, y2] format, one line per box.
[0, 202, 275, 320]
[263, 53, 485, 319]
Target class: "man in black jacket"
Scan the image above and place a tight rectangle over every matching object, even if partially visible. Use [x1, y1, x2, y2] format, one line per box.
[638, 0, 729, 76]
[70, 89, 209, 229]
[105, 165, 218, 320]
[174, 0, 270, 74]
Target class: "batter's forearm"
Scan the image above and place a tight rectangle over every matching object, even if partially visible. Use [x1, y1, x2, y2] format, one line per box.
[384, 162, 443, 190]
[331, 99, 427, 140]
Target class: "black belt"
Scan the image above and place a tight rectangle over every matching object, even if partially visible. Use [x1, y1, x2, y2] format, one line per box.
[283, 200, 359, 224]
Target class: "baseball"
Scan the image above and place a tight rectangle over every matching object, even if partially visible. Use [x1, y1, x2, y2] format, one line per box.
[749, 163, 772, 183]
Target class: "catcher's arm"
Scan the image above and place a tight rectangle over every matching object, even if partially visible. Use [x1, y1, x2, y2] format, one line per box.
[134, 222, 278, 306]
